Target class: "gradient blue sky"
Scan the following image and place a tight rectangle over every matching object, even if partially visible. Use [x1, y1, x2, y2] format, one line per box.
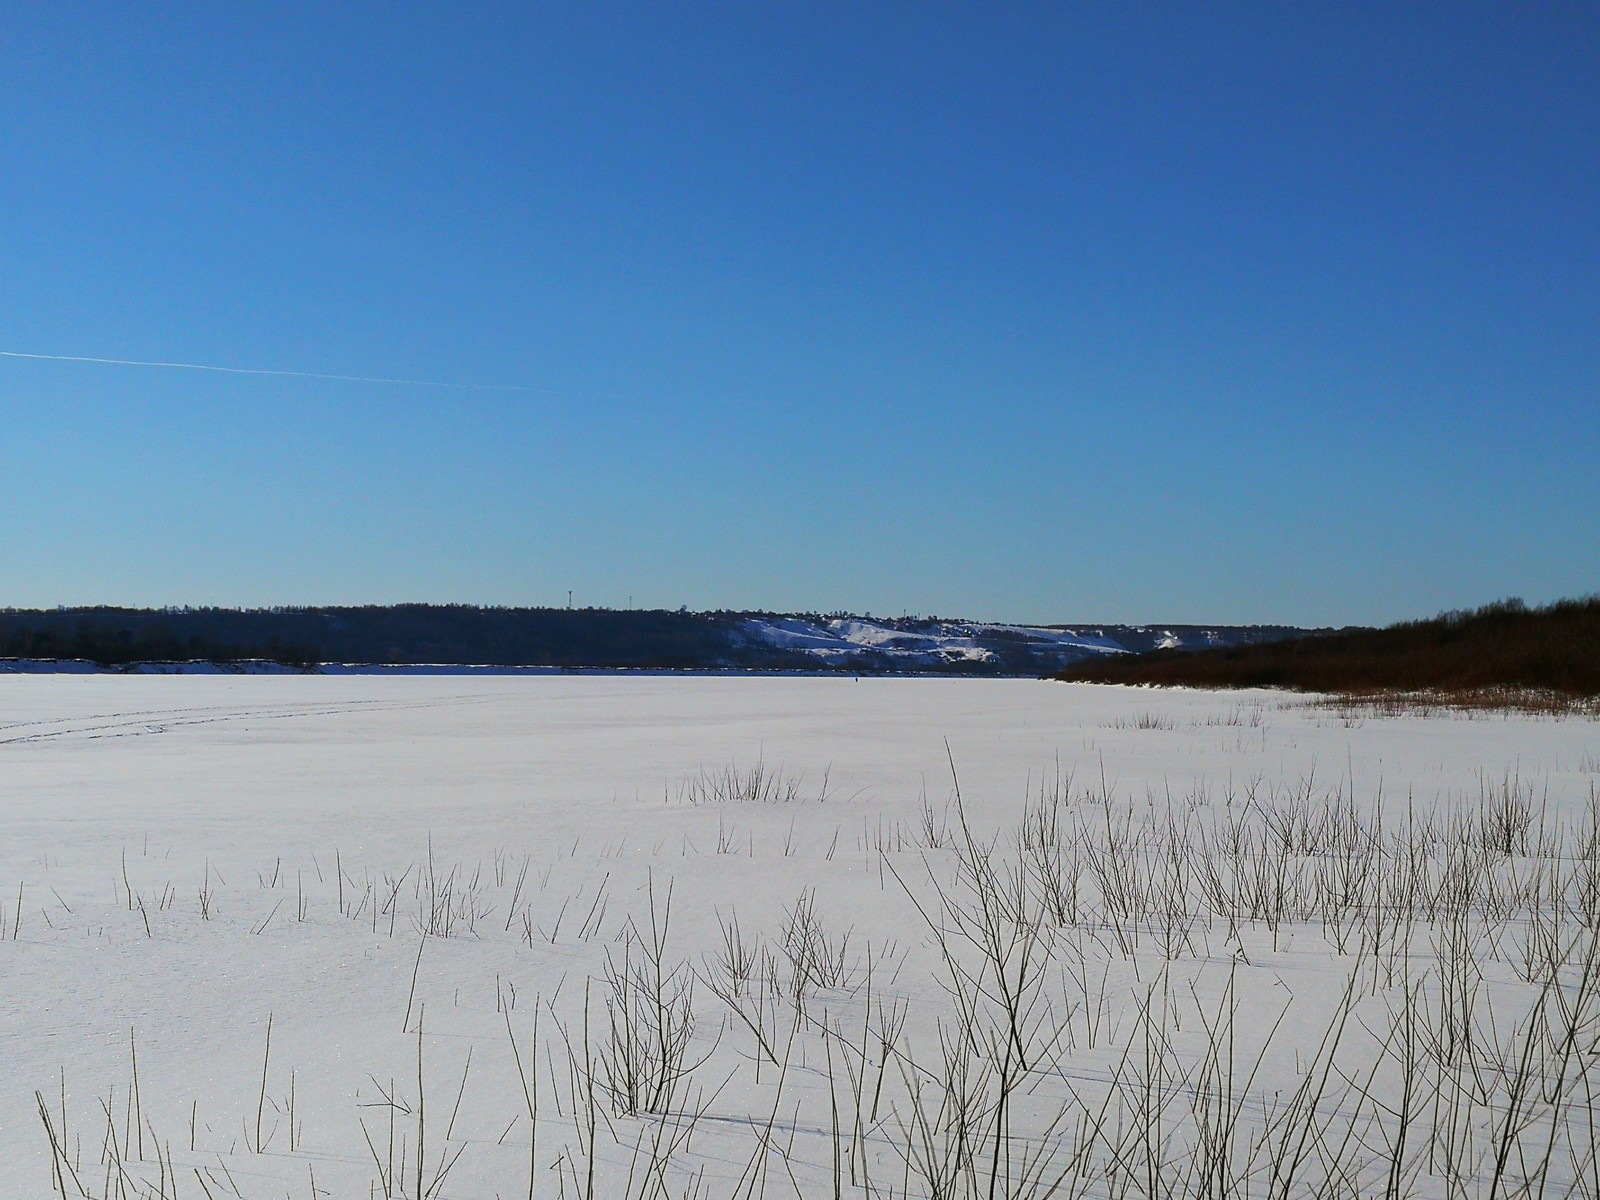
[3, 4, 1596, 625]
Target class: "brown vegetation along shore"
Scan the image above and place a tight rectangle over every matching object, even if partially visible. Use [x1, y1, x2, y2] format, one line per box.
[1055, 597, 1600, 702]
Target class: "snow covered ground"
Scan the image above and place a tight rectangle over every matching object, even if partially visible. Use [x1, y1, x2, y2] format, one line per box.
[2, 675, 1598, 1198]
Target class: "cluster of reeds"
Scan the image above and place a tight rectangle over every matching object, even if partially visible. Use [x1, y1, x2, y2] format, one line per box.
[675, 760, 832, 806]
[35, 762, 1600, 1198]
[1316, 688, 1600, 719]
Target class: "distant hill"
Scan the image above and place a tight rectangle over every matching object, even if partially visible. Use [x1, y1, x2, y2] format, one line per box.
[0, 605, 1307, 676]
[1054, 597, 1600, 698]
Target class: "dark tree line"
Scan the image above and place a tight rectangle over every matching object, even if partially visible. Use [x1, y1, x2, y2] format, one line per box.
[1, 604, 1312, 674]
[0, 616, 319, 669]
[0, 605, 748, 669]
[1056, 597, 1600, 698]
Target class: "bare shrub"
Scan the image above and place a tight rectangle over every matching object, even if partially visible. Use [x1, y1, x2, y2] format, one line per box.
[597, 877, 706, 1117]
[677, 760, 823, 805]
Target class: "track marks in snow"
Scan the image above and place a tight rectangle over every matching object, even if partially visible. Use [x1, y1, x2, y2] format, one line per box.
[0, 694, 498, 747]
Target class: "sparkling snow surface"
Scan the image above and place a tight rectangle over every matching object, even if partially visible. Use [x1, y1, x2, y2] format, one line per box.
[2, 676, 1597, 1198]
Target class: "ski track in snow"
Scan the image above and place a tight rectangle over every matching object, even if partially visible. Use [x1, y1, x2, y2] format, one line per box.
[0, 693, 498, 745]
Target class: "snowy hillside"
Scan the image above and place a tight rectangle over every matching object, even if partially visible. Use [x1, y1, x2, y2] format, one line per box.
[0, 606, 1308, 675]
[739, 614, 1282, 672]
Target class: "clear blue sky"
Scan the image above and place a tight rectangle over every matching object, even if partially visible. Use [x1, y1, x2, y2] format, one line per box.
[3, 4, 1595, 626]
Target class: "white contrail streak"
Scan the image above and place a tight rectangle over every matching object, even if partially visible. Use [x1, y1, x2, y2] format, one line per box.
[0, 349, 544, 392]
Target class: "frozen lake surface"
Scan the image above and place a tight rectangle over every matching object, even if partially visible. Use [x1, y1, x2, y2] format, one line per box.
[3, 675, 1598, 1198]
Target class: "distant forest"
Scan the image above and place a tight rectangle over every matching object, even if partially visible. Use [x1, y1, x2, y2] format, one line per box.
[0, 605, 1313, 674]
[1056, 597, 1600, 698]
[0, 605, 760, 670]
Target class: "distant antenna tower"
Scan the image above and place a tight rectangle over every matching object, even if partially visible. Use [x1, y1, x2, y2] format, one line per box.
[567, 590, 573, 609]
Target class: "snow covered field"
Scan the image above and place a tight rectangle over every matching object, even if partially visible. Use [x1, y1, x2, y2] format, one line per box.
[3, 675, 1598, 1199]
